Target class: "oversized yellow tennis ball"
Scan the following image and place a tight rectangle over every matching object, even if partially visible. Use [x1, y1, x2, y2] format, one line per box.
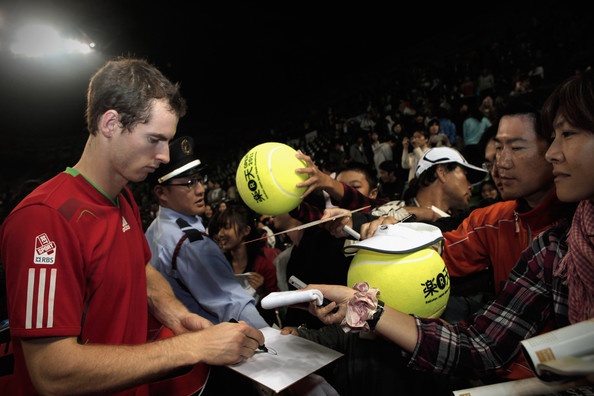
[347, 248, 450, 318]
[235, 142, 309, 215]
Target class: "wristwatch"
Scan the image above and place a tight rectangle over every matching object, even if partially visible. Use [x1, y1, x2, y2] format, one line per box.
[366, 300, 385, 331]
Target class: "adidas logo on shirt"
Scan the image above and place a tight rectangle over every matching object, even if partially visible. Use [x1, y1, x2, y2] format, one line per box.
[122, 216, 131, 232]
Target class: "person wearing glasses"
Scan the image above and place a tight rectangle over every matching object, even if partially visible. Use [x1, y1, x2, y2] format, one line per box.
[144, 136, 281, 395]
[146, 137, 339, 395]
[145, 136, 269, 330]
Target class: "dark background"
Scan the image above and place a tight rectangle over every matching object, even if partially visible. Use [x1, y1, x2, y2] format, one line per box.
[1, 1, 593, 186]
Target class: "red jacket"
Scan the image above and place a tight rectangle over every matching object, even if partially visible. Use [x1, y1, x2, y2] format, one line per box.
[443, 190, 576, 294]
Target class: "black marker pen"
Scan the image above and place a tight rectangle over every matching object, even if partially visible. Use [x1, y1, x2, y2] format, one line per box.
[229, 318, 268, 352]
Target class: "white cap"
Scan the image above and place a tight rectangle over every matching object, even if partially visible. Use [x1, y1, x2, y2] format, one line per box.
[343, 223, 443, 255]
[415, 147, 487, 184]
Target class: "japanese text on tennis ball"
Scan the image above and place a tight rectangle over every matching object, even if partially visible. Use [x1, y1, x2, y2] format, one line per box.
[423, 265, 449, 304]
[240, 149, 268, 203]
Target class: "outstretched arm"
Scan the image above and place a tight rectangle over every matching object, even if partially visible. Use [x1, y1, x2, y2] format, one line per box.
[305, 283, 418, 353]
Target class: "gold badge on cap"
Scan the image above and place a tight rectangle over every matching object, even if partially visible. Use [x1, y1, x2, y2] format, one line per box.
[181, 138, 192, 155]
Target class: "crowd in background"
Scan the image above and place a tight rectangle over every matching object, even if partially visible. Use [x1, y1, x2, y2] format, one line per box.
[1, 10, 592, 226]
[119, 11, 591, 232]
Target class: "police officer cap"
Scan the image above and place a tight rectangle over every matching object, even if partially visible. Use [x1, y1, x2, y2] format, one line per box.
[148, 136, 205, 186]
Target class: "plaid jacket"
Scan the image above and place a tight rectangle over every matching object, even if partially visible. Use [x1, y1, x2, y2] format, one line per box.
[408, 219, 571, 378]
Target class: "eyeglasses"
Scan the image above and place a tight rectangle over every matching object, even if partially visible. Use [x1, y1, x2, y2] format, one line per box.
[481, 162, 494, 171]
[166, 174, 205, 190]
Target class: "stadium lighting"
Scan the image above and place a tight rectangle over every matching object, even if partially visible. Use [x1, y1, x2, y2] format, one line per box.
[10, 23, 94, 57]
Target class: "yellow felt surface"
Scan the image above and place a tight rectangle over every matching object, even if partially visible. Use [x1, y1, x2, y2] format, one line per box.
[348, 248, 450, 318]
[236, 142, 308, 215]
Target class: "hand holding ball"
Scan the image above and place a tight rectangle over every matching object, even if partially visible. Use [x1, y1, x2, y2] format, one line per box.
[347, 248, 449, 318]
[236, 142, 309, 215]
[344, 223, 449, 318]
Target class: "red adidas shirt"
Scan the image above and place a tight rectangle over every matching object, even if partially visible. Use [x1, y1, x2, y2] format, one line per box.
[0, 169, 151, 395]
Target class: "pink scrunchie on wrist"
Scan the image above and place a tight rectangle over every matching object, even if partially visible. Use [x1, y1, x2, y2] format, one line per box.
[341, 282, 380, 333]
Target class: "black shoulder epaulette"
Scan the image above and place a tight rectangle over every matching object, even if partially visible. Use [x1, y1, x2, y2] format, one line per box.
[175, 218, 204, 242]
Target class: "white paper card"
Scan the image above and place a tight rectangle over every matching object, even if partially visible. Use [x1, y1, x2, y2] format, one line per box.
[226, 326, 343, 393]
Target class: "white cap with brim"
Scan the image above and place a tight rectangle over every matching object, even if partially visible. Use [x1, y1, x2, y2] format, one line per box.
[157, 159, 202, 184]
[415, 147, 488, 185]
[343, 223, 444, 255]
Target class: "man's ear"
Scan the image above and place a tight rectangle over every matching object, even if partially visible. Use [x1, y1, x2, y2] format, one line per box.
[153, 185, 167, 201]
[368, 187, 378, 200]
[98, 110, 121, 137]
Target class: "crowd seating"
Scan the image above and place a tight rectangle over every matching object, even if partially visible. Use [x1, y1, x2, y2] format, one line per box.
[2, 9, 593, 227]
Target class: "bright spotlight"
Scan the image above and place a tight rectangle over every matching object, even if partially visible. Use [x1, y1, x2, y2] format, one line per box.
[10, 23, 94, 57]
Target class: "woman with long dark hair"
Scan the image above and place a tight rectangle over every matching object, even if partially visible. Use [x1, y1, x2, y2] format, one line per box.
[210, 203, 280, 325]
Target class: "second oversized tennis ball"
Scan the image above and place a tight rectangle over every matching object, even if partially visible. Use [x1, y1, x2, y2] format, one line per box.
[348, 248, 450, 318]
